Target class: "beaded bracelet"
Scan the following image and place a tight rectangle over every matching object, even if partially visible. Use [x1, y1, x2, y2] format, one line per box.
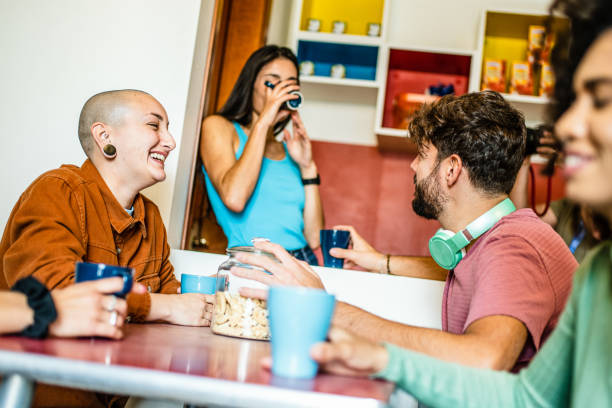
[11, 277, 58, 338]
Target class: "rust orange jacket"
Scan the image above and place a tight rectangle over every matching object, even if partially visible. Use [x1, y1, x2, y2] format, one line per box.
[0, 159, 180, 321]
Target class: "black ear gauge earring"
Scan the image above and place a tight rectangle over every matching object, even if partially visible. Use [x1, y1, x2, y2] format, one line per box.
[101, 133, 117, 159]
[103, 143, 117, 159]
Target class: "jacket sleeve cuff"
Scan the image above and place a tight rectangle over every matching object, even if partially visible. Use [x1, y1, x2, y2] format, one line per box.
[160, 280, 180, 295]
[127, 292, 151, 322]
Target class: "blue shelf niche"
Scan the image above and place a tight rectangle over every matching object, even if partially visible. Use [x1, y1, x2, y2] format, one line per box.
[297, 40, 378, 81]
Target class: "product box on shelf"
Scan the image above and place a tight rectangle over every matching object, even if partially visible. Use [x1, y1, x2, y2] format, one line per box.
[509, 61, 534, 95]
[539, 62, 554, 97]
[481, 59, 506, 93]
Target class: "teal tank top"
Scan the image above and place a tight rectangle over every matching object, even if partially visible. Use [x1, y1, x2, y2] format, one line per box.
[203, 122, 307, 250]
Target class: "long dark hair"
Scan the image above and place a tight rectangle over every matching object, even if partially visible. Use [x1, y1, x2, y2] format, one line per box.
[548, 0, 612, 121]
[217, 45, 299, 135]
[548, 0, 612, 245]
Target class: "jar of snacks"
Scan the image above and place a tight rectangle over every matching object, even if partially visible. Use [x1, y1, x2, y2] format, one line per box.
[212, 246, 273, 341]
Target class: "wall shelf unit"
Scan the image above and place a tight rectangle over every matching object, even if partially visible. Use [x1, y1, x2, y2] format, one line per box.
[296, 31, 382, 46]
[298, 0, 385, 37]
[374, 45, 476, 149]
[285, 2, 562, 150]
[300, 75, 380, 88]
[297, 40, 379, 81]
[475, 9, 569, 124]
[289, 0, 388, 87]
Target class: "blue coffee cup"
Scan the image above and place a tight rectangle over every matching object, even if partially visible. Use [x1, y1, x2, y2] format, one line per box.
[75, 262, 133, 298]
[268, 286, 336, 379]
[320, 229, 351, 268]
[180, 274, 217, 295]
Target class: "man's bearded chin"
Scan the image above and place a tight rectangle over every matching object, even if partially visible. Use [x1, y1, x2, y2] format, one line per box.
[412, 173, 444, 220]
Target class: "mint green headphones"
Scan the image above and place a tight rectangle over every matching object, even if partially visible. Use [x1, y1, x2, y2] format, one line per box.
[429, 198, 516, 270]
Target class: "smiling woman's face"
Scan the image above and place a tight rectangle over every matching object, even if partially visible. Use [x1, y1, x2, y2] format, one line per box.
[555, 29, 612, 217]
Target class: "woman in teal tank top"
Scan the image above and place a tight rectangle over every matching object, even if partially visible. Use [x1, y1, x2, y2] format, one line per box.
[306, 0, 612, 405]
[200, 45, 323, 265]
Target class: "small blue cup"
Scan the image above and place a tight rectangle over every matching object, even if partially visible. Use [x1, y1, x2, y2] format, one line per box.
[320, 229, 351, 268]
[268, 286, 336, 379]
[75, 262, 133, 298]
[180, 274, 217, 295]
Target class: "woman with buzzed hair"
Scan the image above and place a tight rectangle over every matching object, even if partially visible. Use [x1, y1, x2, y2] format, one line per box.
[0, 89, 213, 407]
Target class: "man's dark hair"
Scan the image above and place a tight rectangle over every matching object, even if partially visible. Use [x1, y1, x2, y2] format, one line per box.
[409, 91, 526, 196]
[217, 45, 299, 136]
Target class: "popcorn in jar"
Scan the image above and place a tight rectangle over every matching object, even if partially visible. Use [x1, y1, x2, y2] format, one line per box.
[212, 246, 274, 341]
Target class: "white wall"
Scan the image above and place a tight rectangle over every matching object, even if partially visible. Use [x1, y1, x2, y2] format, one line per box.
[267, 0, 553, 146]
[0, 0, 557, 244]
[0, 0, 208, 239]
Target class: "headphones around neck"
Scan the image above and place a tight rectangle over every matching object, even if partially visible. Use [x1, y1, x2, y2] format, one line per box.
[429, 198, 516, 270]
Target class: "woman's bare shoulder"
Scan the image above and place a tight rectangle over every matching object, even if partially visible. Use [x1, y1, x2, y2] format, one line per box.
[202, 115, 234, 132]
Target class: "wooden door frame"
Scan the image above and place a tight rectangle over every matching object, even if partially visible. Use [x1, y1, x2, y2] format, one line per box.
[180, 0, 273, 250]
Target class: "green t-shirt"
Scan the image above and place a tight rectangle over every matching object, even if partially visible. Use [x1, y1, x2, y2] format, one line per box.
[375, 241, 612, 407]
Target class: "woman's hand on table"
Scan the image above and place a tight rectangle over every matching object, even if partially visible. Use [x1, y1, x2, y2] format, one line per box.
[165, 293, 215, 327]
[48, 277, 145, 339]
[310, 327, 389, 377]
[329, 225, 386, 273]
[231, 240, 325, 290]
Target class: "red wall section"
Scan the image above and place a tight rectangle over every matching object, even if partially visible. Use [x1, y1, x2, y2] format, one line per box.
[530, 163, 566, 206]
[312, 141, 566, 257]
[312, 141, 440, 256]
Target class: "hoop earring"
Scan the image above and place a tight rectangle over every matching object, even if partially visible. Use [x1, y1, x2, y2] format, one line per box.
[102, 143, 117, 159]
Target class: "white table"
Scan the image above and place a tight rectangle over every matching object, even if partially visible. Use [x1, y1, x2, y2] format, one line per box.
[170, 249, 445, 330]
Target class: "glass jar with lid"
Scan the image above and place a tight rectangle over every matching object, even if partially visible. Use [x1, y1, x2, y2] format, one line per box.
[212, 246, 274, 340]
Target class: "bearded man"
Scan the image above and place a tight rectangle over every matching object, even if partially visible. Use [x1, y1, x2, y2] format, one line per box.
[233, 91, 577, 372]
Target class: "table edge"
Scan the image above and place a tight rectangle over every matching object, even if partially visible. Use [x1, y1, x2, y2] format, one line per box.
[0, 350, 390, 408]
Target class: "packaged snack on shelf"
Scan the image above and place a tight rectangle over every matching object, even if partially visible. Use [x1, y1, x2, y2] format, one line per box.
[539, 62, 554, 97]
[332, 21, 346, 34]
[330, 63, 346, 78]
[307, 18, 321, 32]
[528, 25, 546, 52]
[481, 59, 506, 93]
[299, 61, 314, 76]
[392, 93, 439, 129]
[367, 22, 381, 37]
[509, 61, 534, 95]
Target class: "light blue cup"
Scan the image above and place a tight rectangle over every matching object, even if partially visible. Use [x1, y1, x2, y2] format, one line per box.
[268, 286, 336, 379]
[180, 274, 217, 294]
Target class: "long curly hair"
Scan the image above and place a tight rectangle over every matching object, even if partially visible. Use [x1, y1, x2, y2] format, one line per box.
[548, 0, 612, 242]
[548, 0, 612, 121]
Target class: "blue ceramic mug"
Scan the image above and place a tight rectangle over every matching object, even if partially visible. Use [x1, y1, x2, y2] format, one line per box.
[75, 262, 133, 298]
[320, 229, 351, 268]
[268, 286, 336, 379]
[180, 274, 217, 295]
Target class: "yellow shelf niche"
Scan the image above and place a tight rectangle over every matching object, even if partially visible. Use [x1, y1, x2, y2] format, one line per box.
[481, 11, 569, 94]
[300, 0, 384, 36]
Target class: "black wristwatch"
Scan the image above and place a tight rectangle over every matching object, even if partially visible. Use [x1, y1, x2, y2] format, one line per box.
[301, 174, 320, 185]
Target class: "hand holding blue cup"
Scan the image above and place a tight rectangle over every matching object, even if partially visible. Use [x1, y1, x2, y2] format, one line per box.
[74, 262, 133, 298]
[268, 286, 336, 379]
[320, 229, 351, 268]
[180, 273, 217, 295]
